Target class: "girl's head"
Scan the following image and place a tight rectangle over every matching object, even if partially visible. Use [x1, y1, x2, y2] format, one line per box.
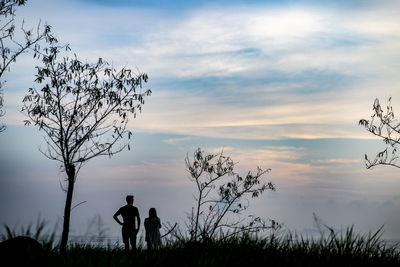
[149, 207, 158, 218]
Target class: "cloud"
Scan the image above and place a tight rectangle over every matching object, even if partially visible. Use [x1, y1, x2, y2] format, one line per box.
[231, 146, 304, 162]
[3, 1, 400, 142]
[163, 136, 194, 145]
[78, 160, 190, 191]
[311, 158, 361, 165]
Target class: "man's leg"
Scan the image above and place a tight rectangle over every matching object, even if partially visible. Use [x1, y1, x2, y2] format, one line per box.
[130, 231, 137, 250]
[122, 227, 130, 251]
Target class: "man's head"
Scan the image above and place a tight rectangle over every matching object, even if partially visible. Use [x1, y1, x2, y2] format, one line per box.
[126, 195, 134, 205]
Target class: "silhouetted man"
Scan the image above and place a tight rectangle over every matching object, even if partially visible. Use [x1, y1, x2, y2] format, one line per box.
[113, 195, 141, 250]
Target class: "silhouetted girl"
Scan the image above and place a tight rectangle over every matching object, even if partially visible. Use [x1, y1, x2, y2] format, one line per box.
[144, 208, 161, 249]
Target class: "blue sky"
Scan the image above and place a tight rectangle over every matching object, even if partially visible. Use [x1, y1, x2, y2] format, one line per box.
[1, 0, 400, 241]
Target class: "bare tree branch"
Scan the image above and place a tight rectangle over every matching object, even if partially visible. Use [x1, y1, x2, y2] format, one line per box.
[0, 0, 58, 132]
[359, 97, 400, 169]
[0, 89, 5, 132]
[71, 201, 87, 211]
[184, 148, 280, 242]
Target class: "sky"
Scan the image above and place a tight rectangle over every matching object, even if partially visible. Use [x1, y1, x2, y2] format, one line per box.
[1, 0, 400, 242]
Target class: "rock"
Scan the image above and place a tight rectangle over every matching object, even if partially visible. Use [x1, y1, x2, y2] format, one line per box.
[0, 236, 45, 266]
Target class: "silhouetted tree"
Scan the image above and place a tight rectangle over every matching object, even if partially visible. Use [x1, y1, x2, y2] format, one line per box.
[359, 97, 400, 169]
[0, 0, 57, 132]
[22, 46, 151, 253]
[0, 89, 4, 132]
[184, 148, 279, 242]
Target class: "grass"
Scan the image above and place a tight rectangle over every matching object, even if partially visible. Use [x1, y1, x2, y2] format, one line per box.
[2, 219, 400, 266]
[0, 215, 58, 251]
[44, 231, 400, 267]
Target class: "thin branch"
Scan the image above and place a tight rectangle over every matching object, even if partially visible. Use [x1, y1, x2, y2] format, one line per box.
[71, 201, 87, 211]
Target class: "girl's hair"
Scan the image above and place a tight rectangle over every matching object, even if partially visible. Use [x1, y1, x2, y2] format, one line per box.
[149, 207, 158, 218]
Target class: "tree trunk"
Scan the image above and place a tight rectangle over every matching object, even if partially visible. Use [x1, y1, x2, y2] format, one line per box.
[59, 164, 75, 254]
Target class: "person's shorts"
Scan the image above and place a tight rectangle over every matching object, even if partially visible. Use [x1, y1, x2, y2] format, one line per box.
[122, 226, 137, 244]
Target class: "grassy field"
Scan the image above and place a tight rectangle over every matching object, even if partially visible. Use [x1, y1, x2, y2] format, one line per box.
[2, 221, 400, 266]
[44, 237, 400, 267]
